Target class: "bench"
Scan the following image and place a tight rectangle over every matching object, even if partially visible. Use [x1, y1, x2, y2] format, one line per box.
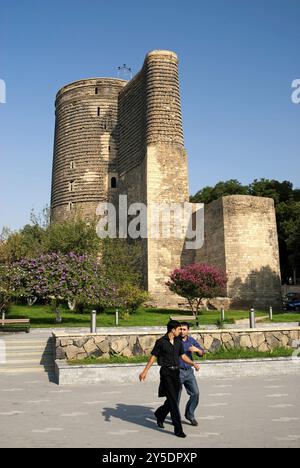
[0, 319, 30, 333]
[170, 315, 199, 327]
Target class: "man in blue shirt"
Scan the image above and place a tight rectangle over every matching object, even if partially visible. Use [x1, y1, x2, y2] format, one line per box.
[179, 322, 205, 426]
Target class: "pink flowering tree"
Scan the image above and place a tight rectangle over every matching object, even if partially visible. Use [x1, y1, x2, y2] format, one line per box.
[166, 263, 228, 321]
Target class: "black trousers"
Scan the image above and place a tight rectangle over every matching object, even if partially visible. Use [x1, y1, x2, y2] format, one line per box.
[155, 367, 183, 434]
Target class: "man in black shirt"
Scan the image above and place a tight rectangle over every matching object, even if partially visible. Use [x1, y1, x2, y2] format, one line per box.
[139, 320, 200, 438]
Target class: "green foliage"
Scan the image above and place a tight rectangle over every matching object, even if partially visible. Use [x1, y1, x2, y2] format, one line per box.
[0, 216, 102, 263]
[117, 283, 150, 313]
[45, 218, 101, 255]
[101, 238, 143, 288]
[190, 179, 248, 204]
[0, 263, 13, 313]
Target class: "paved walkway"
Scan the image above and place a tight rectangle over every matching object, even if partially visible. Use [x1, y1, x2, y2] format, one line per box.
[0, 370, 299, 448]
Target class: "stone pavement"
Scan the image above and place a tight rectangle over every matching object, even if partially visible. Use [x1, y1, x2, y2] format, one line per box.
[0, 368, 299, 448]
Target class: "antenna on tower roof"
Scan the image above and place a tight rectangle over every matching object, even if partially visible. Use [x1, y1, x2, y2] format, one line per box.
[117, 64, 133, 80]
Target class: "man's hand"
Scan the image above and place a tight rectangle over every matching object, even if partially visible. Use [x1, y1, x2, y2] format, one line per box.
[139, 355, 156, 382]
[139, 370, 148, 382]
[194, 363, 200, 372]
[189, 345, 205, 357]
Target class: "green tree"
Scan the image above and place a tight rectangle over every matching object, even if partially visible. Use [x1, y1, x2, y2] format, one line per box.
[0, 263, 13, 314]
[190, 179, 248, 204]
[45, 218, 101, 255]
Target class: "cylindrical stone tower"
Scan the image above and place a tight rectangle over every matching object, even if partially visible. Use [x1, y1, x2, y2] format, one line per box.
[51, 77, 127, 222]
[145, 50, 184, 147]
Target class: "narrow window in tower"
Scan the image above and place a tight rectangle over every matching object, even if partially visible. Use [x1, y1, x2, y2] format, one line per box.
[108, 146, 111, 152]
[67, 202, 74, 212]
[97, 107, 100, 116]
[95, 87, 98, 95]
[70, 161, 75, 170]
[68, 180, 75, 192]
[111, 177, 117, 189]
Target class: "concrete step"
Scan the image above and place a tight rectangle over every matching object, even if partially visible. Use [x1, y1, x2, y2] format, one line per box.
[0, 366, 55, 375]
[0, 335, 54, 373]
[5, 351, 53, 357]
[5, 346, 52, 352]
[4, 357, 54, 364]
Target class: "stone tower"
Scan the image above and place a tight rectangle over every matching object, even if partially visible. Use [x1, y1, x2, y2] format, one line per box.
[51, 77, 127, 222]
[50, 50, 282, 309]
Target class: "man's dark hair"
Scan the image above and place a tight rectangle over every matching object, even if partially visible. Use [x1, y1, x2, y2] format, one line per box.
[181, 322, 190, 330]
[167, 320, 181, 333]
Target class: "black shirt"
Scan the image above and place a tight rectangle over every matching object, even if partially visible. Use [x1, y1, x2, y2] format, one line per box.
[151, 334, 185, 367]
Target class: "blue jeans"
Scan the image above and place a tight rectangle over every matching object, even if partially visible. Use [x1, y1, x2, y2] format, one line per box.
[178, 368, 200, 420]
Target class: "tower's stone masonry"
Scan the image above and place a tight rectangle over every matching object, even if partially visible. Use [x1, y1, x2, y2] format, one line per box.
[195, 196, 282, 308]
[50, 50, 282, 309]
[51, 78, 127, 222]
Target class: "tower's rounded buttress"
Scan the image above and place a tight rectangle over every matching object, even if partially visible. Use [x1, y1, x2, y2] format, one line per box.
[145, 50, 184, 147]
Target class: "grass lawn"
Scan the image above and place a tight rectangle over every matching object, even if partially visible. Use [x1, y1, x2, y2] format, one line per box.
[262, 312, 300, 323]
[68, 347, 294, 366]
[3, 304, 275, 328]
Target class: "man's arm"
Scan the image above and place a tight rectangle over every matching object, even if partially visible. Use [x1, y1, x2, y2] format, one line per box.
[189, 338, 205, 357]
[139, 355, 156, 381]
[181, 354, 200, 371]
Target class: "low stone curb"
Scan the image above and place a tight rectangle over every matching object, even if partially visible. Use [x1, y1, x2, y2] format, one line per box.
[55, 357, 300, 385]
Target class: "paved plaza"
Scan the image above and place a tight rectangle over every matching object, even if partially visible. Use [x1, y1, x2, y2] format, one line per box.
[0, 367, 299, 448]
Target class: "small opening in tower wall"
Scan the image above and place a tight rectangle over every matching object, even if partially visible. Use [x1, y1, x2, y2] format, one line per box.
[68, 180, 75, 192]
[97, 107, 100, 116]
[95, 87, 98, 95]
[111, 177, 117, 189]
[67, 202, 74, 212]
[70, 161, 75, 170]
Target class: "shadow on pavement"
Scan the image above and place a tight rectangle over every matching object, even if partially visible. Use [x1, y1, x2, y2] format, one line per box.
[102, 404, 174, 435]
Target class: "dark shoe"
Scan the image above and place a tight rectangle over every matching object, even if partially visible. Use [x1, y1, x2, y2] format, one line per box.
[175, 431, 187, 438]
[185, 414, 198, 426]
[186, 417, 198, 426]
[154, 412, 165, 429]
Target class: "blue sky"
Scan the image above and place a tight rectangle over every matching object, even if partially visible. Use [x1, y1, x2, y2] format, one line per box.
[0, 0, 299, 232]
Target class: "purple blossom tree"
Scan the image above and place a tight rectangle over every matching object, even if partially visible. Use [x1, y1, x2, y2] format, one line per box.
[9, 253, 115, 315]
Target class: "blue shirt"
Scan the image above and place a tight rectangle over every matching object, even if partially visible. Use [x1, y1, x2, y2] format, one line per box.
[180, 336, 204, 370]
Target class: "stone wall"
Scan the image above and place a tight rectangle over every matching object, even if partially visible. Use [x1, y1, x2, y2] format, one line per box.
[195, 195, 282, 309]
[53, 328, 300, 361]
[118, 70, 147, 176]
